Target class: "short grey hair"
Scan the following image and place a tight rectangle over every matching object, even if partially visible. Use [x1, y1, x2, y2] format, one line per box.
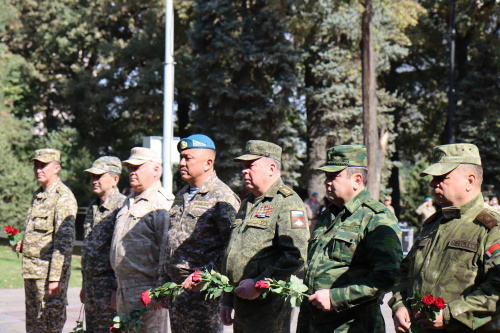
[346, 167, 368, 186]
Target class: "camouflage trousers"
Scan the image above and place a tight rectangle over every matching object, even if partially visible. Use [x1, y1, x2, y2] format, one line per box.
[233, 294, 292, 333]
[25, 277, 69, 333]
[116, 278, 168, 333]
[296, 300, 385, 333]
[169, 289, 223, 333]
[83, 274, 116, 333]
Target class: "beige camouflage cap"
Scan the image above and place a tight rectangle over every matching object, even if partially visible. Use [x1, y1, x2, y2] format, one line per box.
[317, 145, 367, 172]
[30, 148, 60, 163]
[122, 147, 162, 166]
[421, 143, 481, 177]
[84, 156, 122, 175]
[234, 140, 282, 162]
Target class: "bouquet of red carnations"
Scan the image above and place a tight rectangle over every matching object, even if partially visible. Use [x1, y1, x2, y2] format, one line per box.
[407, 293, 446, 332]
[5, 225, 23, 258]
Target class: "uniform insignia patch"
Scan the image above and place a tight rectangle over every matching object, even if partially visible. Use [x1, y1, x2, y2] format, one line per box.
[180, 141, 188, 149]
[255, 205, 273, 218]
[192, 139, 207, 147]
[291, 210, 306, 228]
[486, 242, 500, 257]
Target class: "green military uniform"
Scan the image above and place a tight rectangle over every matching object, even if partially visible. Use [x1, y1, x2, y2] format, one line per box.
[163, 134, 241, 333]
[222, 140, 309, 333]
[390, 144, 500, 332]
[23, 149, 78, 333]
[110, 148, 174, 333]
[82, 156, 126, 333]
[297, 145, 403, 333]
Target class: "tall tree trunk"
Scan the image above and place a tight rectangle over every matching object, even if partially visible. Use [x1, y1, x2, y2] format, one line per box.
[362, 0, 384, 200]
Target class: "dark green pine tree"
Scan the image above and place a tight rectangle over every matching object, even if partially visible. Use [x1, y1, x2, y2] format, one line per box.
[189, 0, 303, 189]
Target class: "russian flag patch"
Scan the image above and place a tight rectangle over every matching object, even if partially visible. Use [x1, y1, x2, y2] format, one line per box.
[291, 210, 306, 229]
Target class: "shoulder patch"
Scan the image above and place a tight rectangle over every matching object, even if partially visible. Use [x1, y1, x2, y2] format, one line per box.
[278, 185, 294, 197]
[364, 199, 386, 213]
[476, 210, 499, 230]
[290, 210, 306, 229]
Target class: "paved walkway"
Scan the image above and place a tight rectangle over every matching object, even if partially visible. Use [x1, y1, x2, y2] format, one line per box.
[0, 288, 395, 332]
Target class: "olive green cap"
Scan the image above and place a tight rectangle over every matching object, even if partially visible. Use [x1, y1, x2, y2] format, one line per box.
[234, 140, 282, 162]
[84, 156, 122, 175]
[123, 147, 162, 166]
[420, 143, 481, 177]
[317, 145, 367, 172]
[30, 148, 60, 163]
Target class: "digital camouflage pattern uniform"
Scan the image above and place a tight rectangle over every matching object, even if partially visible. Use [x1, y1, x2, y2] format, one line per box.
[223, 140, 309, 333]
[390, 144, 500, 332]
[163, 171, 240, 333]
[111, 148, 174, 333]
[23, 149, 77, 333]
[297, 145, 403, 333]
[82, 156, 126, 333]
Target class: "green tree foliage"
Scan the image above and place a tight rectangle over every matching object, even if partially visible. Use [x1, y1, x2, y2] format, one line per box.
[0, 110, 37, 230]
[295, 0, 420, 198]
[399, 160, 433, 226]
[189, 0, 303, 189]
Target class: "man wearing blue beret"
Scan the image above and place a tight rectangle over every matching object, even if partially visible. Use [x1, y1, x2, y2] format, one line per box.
[160, 134, 240, 333]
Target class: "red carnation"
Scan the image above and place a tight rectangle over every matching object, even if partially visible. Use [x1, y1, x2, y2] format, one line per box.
[110, 325, 121, 333]
[255, 280, 270, 292]
[421, 295, 434, 306]
[12, 228, 19, 235]
[192, 270, 203, 283]
[5, 225, 13, 234]
[140, 290, 151, 307]
[433, 297, 445, 310]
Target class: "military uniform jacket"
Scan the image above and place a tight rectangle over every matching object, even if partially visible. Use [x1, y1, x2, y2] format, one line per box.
[22, 178, 78, 281]
[222, 178, 309, 306]
[390, 194, 500, 331]
[82, 188, 126, 285]
[162, 172, 240, 284]
[110, 181, 174, 282]
[303, 188, 402, 322]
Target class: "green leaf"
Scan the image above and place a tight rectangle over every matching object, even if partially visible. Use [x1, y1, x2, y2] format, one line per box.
[224, 286, 234, 292]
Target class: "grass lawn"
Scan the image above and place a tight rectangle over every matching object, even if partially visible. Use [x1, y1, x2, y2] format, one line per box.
[0, 244, 82, 289]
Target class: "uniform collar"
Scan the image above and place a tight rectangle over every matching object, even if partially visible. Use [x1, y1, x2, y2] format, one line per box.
[99, 187, 122, 210]
[440, 193, 483, 220]
[133, 180, 162, 202]
[343, 187, 371, 214]
[250, 177, 283, 202]
[197, 171, 217, 194]
[36, 177, 61, 198]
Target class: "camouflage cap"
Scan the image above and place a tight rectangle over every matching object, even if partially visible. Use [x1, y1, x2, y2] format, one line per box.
[84, 156, 122, 175]
[30, 148, 61, 163]
[420, 143, 481, 177]
[234, 140, 282, 162]
[177, 134, 216, 152]
[122, 147, 162, 166]
[317, 145, 367, 172]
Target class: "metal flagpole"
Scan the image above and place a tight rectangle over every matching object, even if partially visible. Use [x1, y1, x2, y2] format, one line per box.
[162, 0, 174, 192]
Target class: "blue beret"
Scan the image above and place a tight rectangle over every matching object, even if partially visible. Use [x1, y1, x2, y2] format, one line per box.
[177, 134, 216, 152]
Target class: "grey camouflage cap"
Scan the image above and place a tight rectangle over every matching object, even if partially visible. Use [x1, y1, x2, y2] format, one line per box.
[234, 140, 282, 162]
[122, 147, 162, 166]
[84, 156, 122, 175]
[30, 148, 61, 163]
[317, 145, 367, 172]
[421, 143, 481, 177]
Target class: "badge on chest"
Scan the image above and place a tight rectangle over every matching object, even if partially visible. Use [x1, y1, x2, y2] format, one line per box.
[255, 205, 273, 218]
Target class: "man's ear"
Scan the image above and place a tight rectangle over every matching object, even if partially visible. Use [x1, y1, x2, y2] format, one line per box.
[352, 173, 363, 190]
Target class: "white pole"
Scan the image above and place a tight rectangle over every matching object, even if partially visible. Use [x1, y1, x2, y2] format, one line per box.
[162, 0, 174, 193]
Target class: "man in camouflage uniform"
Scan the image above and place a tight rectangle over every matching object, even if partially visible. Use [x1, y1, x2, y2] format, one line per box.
[110, 147, 174, 333]
[80, 157, 126, 332]
[297, 145, 403, 333]
[161, 134, 240, 333]
[12, 148, 78, 333]
[391, 144, 500, 332]
[221, 140, 309, 333]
